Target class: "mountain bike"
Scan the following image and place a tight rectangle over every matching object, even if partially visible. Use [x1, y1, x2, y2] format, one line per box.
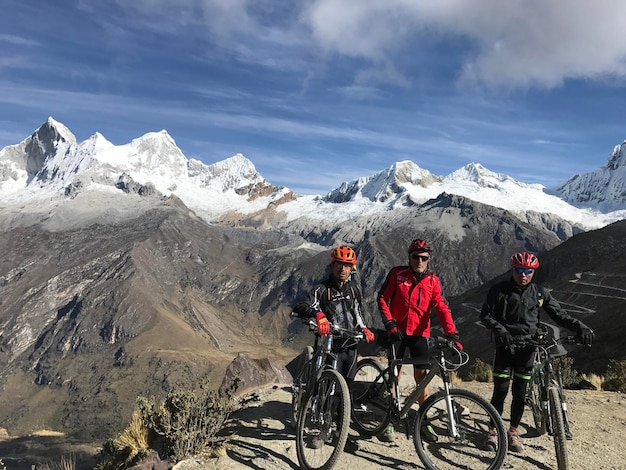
[351, 336, 508, 470]
[513, 329, 581, 470]
[290, 312, 364, 470]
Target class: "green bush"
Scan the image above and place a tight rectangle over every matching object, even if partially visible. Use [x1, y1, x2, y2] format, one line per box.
[602, 359, 626, 392]
[466, 358, 493, 382]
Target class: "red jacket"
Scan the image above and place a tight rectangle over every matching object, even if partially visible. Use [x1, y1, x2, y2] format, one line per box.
[377, 266, 457, 337]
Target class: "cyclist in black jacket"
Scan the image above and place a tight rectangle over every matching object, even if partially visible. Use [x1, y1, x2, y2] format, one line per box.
[292, 245, 375, 453]
[293, 245, 375, 378]
[480, 251, 594, 453]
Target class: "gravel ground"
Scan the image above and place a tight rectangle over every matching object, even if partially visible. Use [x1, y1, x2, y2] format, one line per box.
[186, 380, 626, 470]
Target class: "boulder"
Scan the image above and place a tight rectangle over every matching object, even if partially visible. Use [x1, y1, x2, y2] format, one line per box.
[218, 353, 293, 398]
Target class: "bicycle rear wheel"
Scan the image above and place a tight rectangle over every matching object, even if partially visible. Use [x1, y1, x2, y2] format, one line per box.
[548, 386, 569, 470]
[296, 369, 351, 470]
[413, 388, 508, 470]
[350, 358, 391, 437]
[291, 346, 314, 429]
[528, 374, 547, 436]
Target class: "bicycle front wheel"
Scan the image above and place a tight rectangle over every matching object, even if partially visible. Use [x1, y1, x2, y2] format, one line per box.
[291, 346, 314, 429]
[296, 369, 351, 470]
[413, 388, 508, 470]
[528, 374, 547, 436]
[350, 358, 392, 437]
[548, 386, 569, 470]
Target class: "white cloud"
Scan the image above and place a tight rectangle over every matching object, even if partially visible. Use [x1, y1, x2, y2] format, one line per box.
[88, 0, 626, 90]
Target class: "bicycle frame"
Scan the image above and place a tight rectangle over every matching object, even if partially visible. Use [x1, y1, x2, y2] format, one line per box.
[386, 340, 464, 439]
[521, 334, 576, 436]
[291, 313, 364, 470]
[292, 314, 364, 420]
[351, 336, 509, 469]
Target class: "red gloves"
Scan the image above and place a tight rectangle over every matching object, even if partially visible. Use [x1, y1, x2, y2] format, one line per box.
[362, 327, 375, 343]
[316, 312, 330, 335]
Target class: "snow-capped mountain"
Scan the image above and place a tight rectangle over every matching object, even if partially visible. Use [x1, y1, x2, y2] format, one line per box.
[0, 117, 293, 221]
[1, 118, 625, 230]
[554, 142, 626, 212]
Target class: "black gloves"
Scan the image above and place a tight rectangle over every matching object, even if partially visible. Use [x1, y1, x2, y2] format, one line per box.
[384, 319, 403, 342]
[577, 326, 594, 346]
[446, 332, 463, 350]
[496, 330, 514, 347]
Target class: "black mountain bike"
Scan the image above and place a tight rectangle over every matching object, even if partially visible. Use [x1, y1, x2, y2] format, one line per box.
[290, 313, 364, 470]
[351, 337, 508, 470]
[513, 330, 581, 470]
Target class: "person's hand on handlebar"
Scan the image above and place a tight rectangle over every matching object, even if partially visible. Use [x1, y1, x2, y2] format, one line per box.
[384, 319, 403, 342]
[577, 326, 594, 346]
[315, 312, 330, 336]
[495, 330, 514, 347]
[361, 327, 375, 343]
[446, 332, 463, 350]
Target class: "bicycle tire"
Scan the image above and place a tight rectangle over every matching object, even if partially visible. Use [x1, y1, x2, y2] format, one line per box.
[291, 346, 314, 429]
[296, 369, 351, 470]
[528, 374, 547, 436]
[549, 386, 569, 470]
[350, 358, 392, 437]
[413, 388, 508, 470]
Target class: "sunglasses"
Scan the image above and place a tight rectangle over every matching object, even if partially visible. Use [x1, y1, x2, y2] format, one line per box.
[411, 254, 430, 262]
[514, 267, 534, 275]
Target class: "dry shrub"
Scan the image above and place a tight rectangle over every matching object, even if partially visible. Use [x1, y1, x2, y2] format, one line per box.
[112, 409, 150, 463]
[96, 379, 239, 469]
[602, 359, 626, 392]
[582, 373, 603, 391]
[466, 358, 493, 383]
[138, 387, 235, 462]
[40, 454, 76, 470]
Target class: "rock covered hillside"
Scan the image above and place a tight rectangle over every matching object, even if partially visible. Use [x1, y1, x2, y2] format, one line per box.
[0, 118, 624, 441]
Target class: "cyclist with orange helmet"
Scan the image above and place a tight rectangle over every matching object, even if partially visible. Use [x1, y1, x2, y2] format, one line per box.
[293, 245, 374, 367]
[377, 238, 460, 443]
[480, 251, 594, 453]
[292, 245, 375, 452]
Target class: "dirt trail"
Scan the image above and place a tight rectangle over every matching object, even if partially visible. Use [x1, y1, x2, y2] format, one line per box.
[201, 380, 625, 470]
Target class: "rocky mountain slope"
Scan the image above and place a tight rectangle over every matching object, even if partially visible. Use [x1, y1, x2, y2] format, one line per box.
[0, 118, 624, 443]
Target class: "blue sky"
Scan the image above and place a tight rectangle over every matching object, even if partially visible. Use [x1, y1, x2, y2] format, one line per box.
[2, 0, 626, 195]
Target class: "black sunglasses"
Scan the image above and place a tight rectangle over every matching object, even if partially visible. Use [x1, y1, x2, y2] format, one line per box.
[411, 254, 430, 262]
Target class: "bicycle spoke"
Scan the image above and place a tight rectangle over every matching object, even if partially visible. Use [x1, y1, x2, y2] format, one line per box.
[296, 370, 351, 470]
[413, 389, 508, 470]
[549, 386, 569, 470]
[350, 358, 391, 437]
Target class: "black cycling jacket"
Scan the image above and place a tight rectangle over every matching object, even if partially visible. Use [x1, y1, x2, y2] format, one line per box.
[480, 278, 585, 341]
[292, 276, 367, 332]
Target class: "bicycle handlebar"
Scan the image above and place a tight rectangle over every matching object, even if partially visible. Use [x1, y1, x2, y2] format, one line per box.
[289, 312, 365, 341]
[511, 334, 578, 349]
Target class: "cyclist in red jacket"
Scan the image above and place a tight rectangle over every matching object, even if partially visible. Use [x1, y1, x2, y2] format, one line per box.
[377, 238, 460, 443]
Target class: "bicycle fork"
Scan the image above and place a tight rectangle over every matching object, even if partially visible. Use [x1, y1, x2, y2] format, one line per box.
[441, 371, 461, 439]
[310, 335, 338, 426]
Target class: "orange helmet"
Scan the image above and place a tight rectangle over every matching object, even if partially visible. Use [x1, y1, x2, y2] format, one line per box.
[510, 252, 539, 269]
[330, 246, 357, 266]
[408, 238, 433, 254]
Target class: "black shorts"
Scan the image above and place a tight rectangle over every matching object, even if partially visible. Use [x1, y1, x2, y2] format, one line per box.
[398, 336, 430, 366]
[492, 345, 535, 380]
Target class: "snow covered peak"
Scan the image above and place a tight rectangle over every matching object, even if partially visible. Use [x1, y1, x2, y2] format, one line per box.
[446, 162, 542, 190]
[607, 142, 626, 170]
[44, 116, 77, 145]
[324, 160, 439, 204]
[193, 153, 266, 192]
[1, 118, 625, 231]
[554, 142, 626, 211]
